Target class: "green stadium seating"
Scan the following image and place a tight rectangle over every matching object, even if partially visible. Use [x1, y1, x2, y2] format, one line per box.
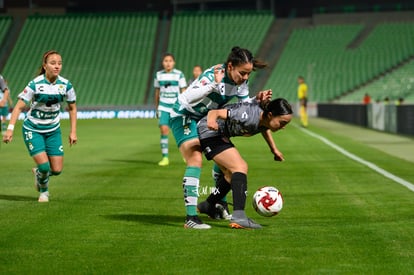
[339, 59, 414, 103]
[165, 11, 274, 100]
[2, 13, 158, 108]
[265, 22, 414, 103]
[0, 16, 12, 47]
[3, 12, 413, 108]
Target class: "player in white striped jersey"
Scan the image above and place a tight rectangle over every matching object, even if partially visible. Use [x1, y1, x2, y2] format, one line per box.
[3, 50, 77, 203]
[196, 98, 293, 229]
[169, 46, 279, 229]
[154, 53, 187, 166]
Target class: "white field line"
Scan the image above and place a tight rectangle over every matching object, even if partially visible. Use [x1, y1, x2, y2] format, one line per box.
[298, 125, 414, 192]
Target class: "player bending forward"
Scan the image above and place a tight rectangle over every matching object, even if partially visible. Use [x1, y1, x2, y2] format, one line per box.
[197, 98, 292, 229]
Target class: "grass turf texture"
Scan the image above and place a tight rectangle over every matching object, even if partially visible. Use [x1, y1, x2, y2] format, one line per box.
[0, 118, 413, 274]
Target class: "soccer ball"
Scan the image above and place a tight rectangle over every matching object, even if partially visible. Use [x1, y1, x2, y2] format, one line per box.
[252, 186, 283, 217]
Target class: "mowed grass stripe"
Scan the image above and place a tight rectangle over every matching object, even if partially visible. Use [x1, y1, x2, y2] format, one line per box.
[0, 119, 413, 274]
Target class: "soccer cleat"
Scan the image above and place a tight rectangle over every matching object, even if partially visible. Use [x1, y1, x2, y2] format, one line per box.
[230, 217, 262, 229]
[184, 215, 211, 229]
[197, 200, 216, 219]
[158, 157, 169, 166]
[215, 202, 232, 220]
[38, 191, 49, 203]
[32, 167, 40, 192]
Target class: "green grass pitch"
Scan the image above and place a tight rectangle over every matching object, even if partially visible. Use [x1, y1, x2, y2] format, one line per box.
[0, 118, 413, 274]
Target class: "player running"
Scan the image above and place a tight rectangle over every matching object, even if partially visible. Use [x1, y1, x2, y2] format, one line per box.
[169, 46, 281, 229]
[154, 53, 187, 166]
[3, 50, 77, 203]
[197, 98, 293, 229]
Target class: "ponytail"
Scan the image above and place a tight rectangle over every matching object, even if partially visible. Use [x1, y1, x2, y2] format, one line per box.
[225, 46, 267, 71]
[262, 98, 293, 117]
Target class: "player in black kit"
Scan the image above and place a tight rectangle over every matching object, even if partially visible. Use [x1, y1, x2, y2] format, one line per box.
[197, 98, 293, 229]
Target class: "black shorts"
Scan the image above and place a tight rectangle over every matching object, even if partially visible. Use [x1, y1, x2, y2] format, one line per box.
[300, 97, 308, 107]
[199, 136, 234, 160]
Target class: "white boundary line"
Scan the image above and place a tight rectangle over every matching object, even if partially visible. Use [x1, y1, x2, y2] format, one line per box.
[298, 125, 414, 192]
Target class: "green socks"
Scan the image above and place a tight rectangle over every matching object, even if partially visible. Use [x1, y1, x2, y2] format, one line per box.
[183, 166, 201, 216]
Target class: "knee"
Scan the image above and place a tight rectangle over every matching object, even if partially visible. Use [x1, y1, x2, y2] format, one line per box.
[160, 125, 169, 135]
[37, 162, 50, 174]
[230, 160, 248, 175]
[50, 170, 62, 176]
[180, 140, 202, 166]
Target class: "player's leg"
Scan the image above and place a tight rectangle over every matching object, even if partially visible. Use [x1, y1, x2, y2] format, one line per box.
[170, 116, 210, 229]
[299, 104, 308, 127]
[45, 128, 64, 176]
[32, 152, 51, 202]
[158, 111, 170, 166]
[23, 129, 51, 202]
[1, 107, 7, 134]
[198, 163, 232, 219]
[211, 163, 231, 219]
[213, 148, 261, 229]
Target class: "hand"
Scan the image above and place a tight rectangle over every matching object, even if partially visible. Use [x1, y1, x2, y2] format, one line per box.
[207, 120, 219, 131]
[2, 130, 13, 144]
[272, 148, 284, 161]
[213, 64, 225, 84]
[256, 89, 272, 102]
[69, 133, 77, 147]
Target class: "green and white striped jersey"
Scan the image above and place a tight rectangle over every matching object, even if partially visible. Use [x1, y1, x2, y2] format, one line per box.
[171, 64, 250, 121]
[18, 74, 76, 133]
[154, 69, 187, 113]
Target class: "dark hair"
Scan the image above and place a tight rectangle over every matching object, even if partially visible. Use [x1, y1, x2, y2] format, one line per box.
[162, 53, 175, 62]
[263, 98, 293, 117]
[298, 76, 305, 80]
[225, 46, 267, 71]
[38, 50, 61, 75]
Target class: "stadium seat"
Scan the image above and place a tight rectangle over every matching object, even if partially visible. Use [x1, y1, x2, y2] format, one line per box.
[2, 13, 158, 108]
[164, 10, 274, 101]
[265, 22, 414, 103]
[339, 59, 414, 103]
[0, 16, 12, 46]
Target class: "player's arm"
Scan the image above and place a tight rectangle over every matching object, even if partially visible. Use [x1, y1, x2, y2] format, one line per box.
[261, 129, 284, 161]
[255, 89, 272, 103]
[241, 84, 272, 103]
[67, 102, 77, 146]
[2, 99, 26, 144]
[179, 73, 187, 94]
[179, 65, 224, 105]
[207, 109, 228, 131]
[154, 88, 160, 107]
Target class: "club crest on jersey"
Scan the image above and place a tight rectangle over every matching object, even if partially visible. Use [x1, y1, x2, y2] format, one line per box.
[183, 127, 191, 135]
[58, 85, 65, 95]
[219, 84, 225, 95]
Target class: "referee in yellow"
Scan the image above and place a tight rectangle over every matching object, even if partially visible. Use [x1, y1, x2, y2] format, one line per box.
[297, 76, 308, 127]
